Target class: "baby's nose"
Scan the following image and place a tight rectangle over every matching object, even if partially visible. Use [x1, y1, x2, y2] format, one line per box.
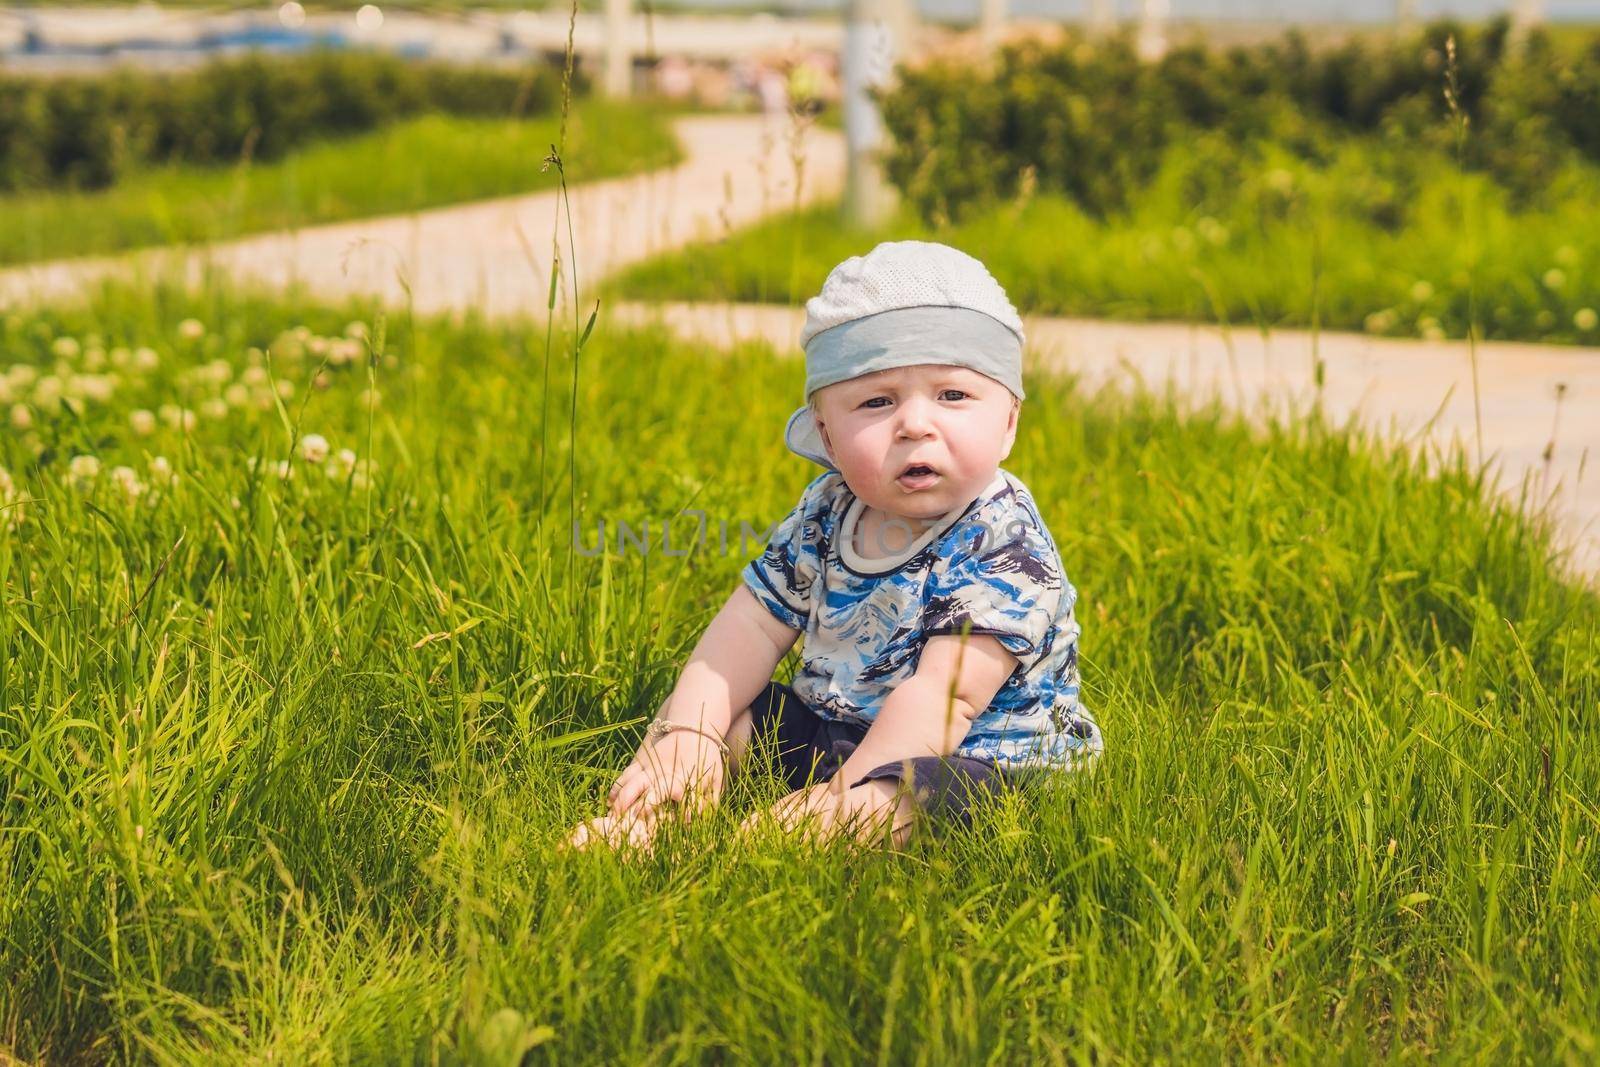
[896, 397, 936, 434]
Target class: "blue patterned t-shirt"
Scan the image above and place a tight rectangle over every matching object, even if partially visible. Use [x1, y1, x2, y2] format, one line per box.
[741, 467, 1102, 771]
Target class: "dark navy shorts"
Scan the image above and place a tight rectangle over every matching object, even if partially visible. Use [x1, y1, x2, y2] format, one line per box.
[744, 680, 1041, 830]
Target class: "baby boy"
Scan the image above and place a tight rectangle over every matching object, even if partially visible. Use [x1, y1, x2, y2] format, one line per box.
[566, 240, 1103, 853]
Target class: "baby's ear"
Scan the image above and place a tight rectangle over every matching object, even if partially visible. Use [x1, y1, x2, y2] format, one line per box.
[1000, 399, 1021, 459]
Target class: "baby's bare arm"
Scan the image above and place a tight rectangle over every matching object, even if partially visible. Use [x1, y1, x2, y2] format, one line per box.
[650, 584, 801, 742]
[570, 587, 802, 850]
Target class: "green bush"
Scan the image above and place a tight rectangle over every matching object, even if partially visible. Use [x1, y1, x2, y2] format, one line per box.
[0, 50, 582, 193]
[879, 17, 1600, 226]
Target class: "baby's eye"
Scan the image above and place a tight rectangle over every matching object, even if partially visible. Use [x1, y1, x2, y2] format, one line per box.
[940, 390, 969, 401]
[861, 397, 890, 409]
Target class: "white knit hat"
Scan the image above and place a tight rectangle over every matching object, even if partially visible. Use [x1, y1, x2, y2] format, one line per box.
[785, 240, 1026, 469]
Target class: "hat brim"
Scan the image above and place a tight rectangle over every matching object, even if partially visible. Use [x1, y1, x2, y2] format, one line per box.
[784, 405, 836, 469]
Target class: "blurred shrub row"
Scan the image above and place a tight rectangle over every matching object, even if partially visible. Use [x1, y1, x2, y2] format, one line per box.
[0, 51, 581, 192]
[880, 17, 1600, 225]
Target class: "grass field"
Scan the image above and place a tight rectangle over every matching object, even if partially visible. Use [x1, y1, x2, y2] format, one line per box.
[1, 281, 1596, 1062]
[0, 98, 681, 267]
[607, 135, 1600, 346]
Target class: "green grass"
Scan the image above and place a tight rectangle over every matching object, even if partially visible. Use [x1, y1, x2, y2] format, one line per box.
[0, 97, 682, 267]
[606, 133, 1600, 346]
[0, 280, 1596, 1062]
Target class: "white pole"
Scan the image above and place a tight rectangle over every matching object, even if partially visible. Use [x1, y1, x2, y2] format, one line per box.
[1136, 0, 1167, 62]
[979, 0, 1007, 53]
[604, 0, 631, 97]
[1088, 0, 1115, 36]
[1511, 0, 1545, 46]
[843, 0, 897, 228]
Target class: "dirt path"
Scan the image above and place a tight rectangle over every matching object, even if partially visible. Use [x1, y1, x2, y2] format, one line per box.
[2, 109, 1593, 582]
[0, 113, 843, 317]
[611, 301, 1600, 585]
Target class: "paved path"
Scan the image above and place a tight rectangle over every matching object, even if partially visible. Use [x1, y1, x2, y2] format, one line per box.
[612, 301, 1600, 585]
[2, 109, 1594, 583]
[0, 113, 845, 318]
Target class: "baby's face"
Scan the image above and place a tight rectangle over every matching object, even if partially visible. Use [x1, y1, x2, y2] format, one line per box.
[811, 363, 1020, 522]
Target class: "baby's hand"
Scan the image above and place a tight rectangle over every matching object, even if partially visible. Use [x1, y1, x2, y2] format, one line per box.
[561, 806, 663, 856]
[560, 731, 726, 857]
[738, 779, 910, 847]
[607, 730, 727, 821]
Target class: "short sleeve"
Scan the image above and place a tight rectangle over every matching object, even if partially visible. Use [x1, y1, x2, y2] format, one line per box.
[740, 475, 830, 632]
[920, 520, 1063, 672]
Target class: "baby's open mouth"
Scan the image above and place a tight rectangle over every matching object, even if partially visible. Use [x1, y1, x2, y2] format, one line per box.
[897, 464, 939, 487]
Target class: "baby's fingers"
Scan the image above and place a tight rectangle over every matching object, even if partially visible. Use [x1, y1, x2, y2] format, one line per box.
[610, 771, 653, 816]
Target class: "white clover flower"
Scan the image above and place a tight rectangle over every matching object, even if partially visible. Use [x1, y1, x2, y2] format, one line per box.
[344, 321, 369, 341]
[83, 347, 107, 372]
[159, 404, 197, 431]
[1575, 308, 1599, 332]
[110, 465, 145, 501]
[129, 409, 157, 436]
[312, 371, 330, 391]
[300, 433, 330, 464]
[1409, 280, 1434, 303]
[241, 365, 269, 387]
[1543, 268, 1566, 291]
[223, 383, 250, 408]
[67, 454, 101, 488]
[329, 339, 363, 366]
[204, 358, 232, 385]
[0, 467, 22, 530]
[1364, 309, 1397, 334]
[134, 347, 160, 372]
[0, 379, 11, 405]
[358, 387, 381, 408]
[1265, 168, 1295, 195]
[110, 346, 132, 369]
[245, 347, 265, 366]
[200, 398, 229, 420]
[148, 455, 177, 488]
[51, 336, 81, 360]
[8, 364, 37, 388]
[1196, 216, 1229, 246]
[9, 404, 32, 430]
[177, 318, 206, 341]
[275, 380, 294, 398]
[269, 334, 304, 362]
[272, 459, 292, 480]
[69, 374, 116, 403]
[326, 448, 359, 480]
[307, 337, 329, 357]
[32, 376, 62, 407]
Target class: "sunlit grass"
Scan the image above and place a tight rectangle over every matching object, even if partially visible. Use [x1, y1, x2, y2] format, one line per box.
[0, 281, 1595, 1061]
[607, 134, 1600, 345]
[0, 97, 681, 267]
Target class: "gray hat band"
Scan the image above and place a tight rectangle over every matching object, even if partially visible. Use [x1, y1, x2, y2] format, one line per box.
[803, 305, 1026, 403]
